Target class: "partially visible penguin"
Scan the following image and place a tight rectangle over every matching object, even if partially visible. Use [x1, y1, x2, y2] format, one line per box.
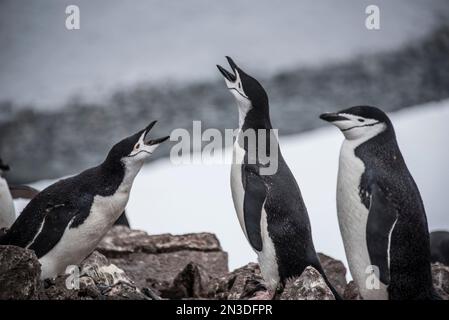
[320, 106, 438, 300]
[217, 57, 340, 299]
[430, 231, 449, 265]
[0, 121, 169, 279]
[0, 158, 15, 229]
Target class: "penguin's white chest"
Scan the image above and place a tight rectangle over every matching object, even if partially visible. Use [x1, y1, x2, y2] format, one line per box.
[38, 186, 130, 279]
[230, 140, 247, 238]
[230, 140, 279, 289]
[0, 177, 16, 229]
[337, 141, 388, 299]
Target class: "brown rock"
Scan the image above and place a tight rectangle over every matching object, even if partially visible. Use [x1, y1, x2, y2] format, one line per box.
[318, 253, 347, 296]
[79, 251, 148, 300]
[163, 262, 211, 299]
[210, 263, 267, 300]
[97, 226, 223, 256]
[280, 266, 335, 300]
[39, 276, 80, 300]
[37, 251, 150, 300]
[96, 227, 228, 294]
[343, 280, 362, 300]
[0, 245, 41, 300]
[432, 262, 449, 300]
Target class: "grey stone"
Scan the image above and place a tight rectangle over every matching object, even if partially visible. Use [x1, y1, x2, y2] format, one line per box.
[432, 262, 449, 300]
[318, 252, 347, 296]
[280, 266, 335, 300]
[343, 280, 362, 300]
[163, 262, 211, 299]
[210, 263, 267, 300]
[0, 245, 41, 300]
[96, 227, 228, 294]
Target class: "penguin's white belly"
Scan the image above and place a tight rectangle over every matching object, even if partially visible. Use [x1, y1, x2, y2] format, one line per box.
[231, 142, 280, 289]
[337, 142, 388, 300]
[230, 142, 247, 239]
[0, 177, 16, 229]
[39, 191, 129, 279]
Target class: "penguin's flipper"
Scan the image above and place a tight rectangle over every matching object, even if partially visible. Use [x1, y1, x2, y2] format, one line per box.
[28, 203, 83, 258]
[242, 165, 266, 252]
[366, 183, 398, 285]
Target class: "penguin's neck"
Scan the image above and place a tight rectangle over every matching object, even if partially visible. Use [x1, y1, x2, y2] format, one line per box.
[239, 105, 272, 131]
[98, 158, 142, 195]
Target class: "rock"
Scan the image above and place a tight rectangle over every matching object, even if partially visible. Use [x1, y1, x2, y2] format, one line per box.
[38, 251, 151, 300]
[432, 263, 449, 300]
[280, 266, 335, 300]
[96, 227, 228, 294]
[343, 280, 362, 300]
[39, 276, 80, 300]
[0, 245, 41, 300]
[210, 263, 267, 300]
[78, 251, 148, 300]
[318, 253, 347, 296]
[163, 262, 211, 299]
[97, 226, 223, 256]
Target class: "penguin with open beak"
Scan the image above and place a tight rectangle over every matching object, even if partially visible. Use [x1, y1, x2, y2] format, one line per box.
[217, 57, 341, 299]
[0, 121, 169, 279]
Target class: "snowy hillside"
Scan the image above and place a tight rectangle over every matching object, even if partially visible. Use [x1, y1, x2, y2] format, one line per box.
[24, 99, 449, 270]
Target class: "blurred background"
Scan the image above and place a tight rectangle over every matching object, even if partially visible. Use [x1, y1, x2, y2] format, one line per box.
[1, 0, 449, 269]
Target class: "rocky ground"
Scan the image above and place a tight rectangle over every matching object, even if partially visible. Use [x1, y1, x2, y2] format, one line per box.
[1, 226, 448, 300]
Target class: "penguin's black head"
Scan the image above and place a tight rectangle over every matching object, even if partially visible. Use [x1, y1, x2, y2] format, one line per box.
[320, 106, 392, 140]
[105, 121, 170, 166]
[217, 57, 269, 117]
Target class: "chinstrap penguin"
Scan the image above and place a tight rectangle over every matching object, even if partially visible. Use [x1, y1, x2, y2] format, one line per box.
[0, 121, 169, 279]
[0, 158, 15, 229]
[217, 57, 340, 299]
[320, 106, 439, 300]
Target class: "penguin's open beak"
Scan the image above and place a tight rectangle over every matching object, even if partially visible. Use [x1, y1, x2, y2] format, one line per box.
[143, 121, 170, 146]
[217, 56, 238, 82]
[319, 113, 349, 123]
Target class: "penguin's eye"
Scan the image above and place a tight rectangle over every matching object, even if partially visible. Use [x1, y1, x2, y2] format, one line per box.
[135, 143, 140, 149]
[358, 119, 365, 123]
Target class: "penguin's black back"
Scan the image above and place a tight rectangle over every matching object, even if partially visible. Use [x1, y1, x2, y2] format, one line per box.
[355, 127, 435, 299]
[0, 162, 125, 257]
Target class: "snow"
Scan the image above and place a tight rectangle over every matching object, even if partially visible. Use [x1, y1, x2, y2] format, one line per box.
[24, 99, 449, 271]
[1, 0, 449, 108]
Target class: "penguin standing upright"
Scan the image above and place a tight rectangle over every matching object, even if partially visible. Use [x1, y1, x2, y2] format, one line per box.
[0, 121, 169, 279]
[320, 106, 438, 300]
[217, 57, 339, 298]
[0, 158, 15, 229]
